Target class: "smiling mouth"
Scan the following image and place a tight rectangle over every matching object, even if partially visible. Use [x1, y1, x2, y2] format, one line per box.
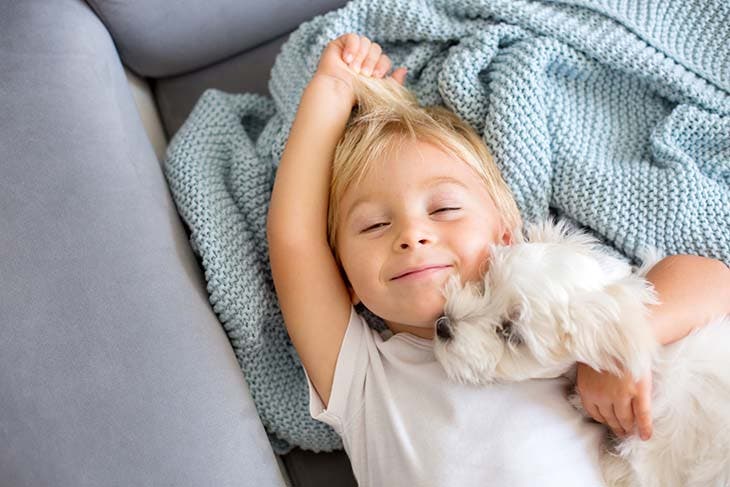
[391, 265, 453, 281]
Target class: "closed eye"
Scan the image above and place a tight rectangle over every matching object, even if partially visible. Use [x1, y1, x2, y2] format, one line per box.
[361, 207, 461, 232]
[362, 222, 389, 233]
[431, 207, 461, 214]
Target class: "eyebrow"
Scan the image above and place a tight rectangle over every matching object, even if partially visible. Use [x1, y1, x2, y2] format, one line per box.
[344, 176, 468, 223]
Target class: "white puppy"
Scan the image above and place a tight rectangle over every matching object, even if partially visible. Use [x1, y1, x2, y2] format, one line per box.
[433, 218, 730, 487]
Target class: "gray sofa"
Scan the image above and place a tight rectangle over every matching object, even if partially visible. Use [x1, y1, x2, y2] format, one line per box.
[0, 0, 357, 485]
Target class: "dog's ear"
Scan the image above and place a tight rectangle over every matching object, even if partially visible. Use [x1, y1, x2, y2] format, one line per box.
[567, 279, 658, 379]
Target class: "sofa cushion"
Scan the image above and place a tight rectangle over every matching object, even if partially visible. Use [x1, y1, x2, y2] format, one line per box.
[0, 1, 286, 485]
[154, 32, 289, 139]
[125, 66, 168, 162]
[85, 0, 348, 78]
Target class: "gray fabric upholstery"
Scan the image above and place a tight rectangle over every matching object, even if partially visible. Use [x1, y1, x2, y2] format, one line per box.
[86, 0, 349, 78]
[151, 19, 361, 485]
[154, 33, 290, 139]
[0, 1, 286, 485]
[152, 26, 360, 486]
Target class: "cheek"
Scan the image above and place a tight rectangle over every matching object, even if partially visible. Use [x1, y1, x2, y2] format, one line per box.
[453, 225, 495, 283]
[338, 238, 382, 289]
[459, 247, 491, 283]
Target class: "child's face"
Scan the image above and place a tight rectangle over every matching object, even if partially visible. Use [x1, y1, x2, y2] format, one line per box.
[336, 139, 512, 333]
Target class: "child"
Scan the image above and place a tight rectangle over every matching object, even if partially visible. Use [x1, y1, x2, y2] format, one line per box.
[267, 33, 730, 486]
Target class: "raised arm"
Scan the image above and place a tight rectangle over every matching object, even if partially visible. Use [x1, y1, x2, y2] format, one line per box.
[267, 33, 405, 408]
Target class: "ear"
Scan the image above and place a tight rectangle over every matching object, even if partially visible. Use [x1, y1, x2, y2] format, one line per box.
[498, 221, 517, 246]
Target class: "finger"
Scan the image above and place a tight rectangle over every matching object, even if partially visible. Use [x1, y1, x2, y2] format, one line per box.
[351, 37, 371, 73]
[372, 55, 391, 78]
[633, 379, 653, 441]
[614, 399, 635, 436]
[600, 404, 626, 437]
[342, 33, 360, 64]
[390, 66, 408, 85]
[583, 402, 605, 425]
[360, 42, 382, 76]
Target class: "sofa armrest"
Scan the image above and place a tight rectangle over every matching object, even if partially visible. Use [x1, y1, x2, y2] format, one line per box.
[0, 1, 285, 486]
[124, 67, 168, 164]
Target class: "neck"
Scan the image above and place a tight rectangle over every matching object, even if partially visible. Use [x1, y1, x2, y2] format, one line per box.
[386, 320, 434, 340]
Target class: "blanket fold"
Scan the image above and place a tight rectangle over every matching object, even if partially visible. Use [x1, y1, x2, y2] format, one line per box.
[164, 0, 730, 454]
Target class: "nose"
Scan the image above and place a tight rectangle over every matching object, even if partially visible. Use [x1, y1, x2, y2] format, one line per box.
[394, 220, 434, 251]
[435, 315, 453, 341]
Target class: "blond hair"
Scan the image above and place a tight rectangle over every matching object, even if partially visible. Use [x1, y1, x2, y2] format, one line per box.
[328, 74, 522, 256]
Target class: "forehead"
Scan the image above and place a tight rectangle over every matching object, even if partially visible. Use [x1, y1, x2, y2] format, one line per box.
[340, 140, 483, 215]
[365, 140, 473, 183]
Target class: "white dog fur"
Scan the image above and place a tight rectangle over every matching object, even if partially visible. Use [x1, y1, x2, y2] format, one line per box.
[433, 218, 730, 487]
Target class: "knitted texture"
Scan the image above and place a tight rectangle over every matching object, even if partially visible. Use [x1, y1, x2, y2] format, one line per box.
[164, 0, 730, 454]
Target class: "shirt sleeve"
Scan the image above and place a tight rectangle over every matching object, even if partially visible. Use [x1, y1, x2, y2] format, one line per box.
[304, 306, 370, 435]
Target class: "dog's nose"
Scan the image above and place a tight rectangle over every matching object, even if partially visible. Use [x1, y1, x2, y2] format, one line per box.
[435, 316, 453, 340]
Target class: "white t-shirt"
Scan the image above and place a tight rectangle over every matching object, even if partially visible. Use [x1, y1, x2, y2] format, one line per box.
[305, 307, 606, 487]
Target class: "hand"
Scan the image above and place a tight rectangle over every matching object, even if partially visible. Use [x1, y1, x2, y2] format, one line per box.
[576, 362, 653, 441]
[312, 33, 408, 106]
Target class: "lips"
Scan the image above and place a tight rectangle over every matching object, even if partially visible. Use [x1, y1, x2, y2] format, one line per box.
[390, 264, 452, 280]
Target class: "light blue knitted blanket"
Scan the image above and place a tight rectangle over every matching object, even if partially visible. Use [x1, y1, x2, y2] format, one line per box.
[164, 0, 730, 454]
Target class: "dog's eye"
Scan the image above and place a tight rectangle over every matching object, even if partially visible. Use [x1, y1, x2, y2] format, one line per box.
[499, 319, 513, 338]
[499, 318, 523, 346]
[500, 319, 512, 337]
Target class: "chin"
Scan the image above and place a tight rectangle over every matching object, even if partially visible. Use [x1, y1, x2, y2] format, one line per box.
[379, 304, 444, 331]
[412, 298, 447, 327]
[387, 312, 442, 330]
[379, 290, 445, 326]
